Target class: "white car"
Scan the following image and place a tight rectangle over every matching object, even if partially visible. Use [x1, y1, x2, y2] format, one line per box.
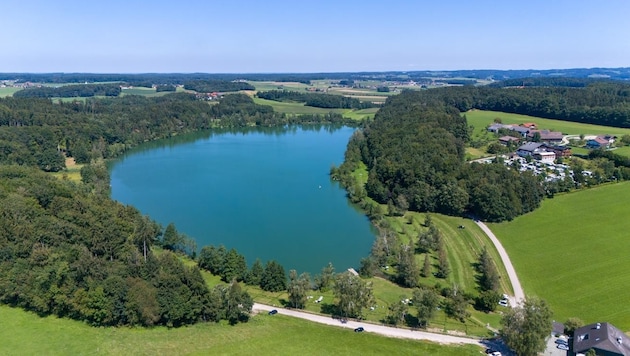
[498, 300, 509, 307]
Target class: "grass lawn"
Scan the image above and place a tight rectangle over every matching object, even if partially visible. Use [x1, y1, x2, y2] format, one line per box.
[0, 305, 481, 356]
[465, 110, 630, 138]
[489, 181, 630, 331]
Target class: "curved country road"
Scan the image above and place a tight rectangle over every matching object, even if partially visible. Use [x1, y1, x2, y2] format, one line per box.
[474, 221, 525, 306]
[253, 303, 482, 346]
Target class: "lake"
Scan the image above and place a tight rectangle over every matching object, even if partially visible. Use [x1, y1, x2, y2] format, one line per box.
[109, 125, 375, 275]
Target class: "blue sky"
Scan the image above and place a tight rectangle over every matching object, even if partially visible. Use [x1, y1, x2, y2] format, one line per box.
[3, 0, 629, 73]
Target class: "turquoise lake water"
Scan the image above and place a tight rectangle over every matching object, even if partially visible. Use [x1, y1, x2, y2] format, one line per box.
[109, 125, 375, 275]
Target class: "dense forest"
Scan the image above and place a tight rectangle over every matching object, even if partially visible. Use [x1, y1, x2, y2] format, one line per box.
[13, 83, 121, 98]
[183, 80, 255, 93]
[0, 165, 254, 327]
[256, 90, 376, 109]
[0, 93, 351, 171]
[409, 82, 630, 128]
[334, 91, 544, 222]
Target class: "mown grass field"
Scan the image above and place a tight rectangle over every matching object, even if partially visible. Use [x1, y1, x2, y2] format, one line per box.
[465, 110, 630, 137]
[0, 305, 481, 356]
[489, 181, 630, 331]
[252, 97, 377, 120]
[0, 87, 21, 97]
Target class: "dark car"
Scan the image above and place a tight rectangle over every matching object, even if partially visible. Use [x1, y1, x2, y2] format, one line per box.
[268, 309, 278, 315]
[354, 327, 364, 333]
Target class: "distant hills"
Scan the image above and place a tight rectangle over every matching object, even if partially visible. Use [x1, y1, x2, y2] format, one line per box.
[1, 67, 629, 85]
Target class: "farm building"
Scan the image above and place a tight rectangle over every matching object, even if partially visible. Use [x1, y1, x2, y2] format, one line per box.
[527, 129, 563, 142]
[573, 322, 630, 356]
[498, 136, 520, 145]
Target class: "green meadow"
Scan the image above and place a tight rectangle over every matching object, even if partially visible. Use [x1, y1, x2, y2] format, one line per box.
[0, 87, 21, 97]
[465, 109, 630, 137]
[0, 305, 481, 356]
[489, 181, 630, 331]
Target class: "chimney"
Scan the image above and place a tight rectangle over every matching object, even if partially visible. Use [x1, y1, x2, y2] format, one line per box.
[596, 323, 601, 329]
[618, 336, 623, 345]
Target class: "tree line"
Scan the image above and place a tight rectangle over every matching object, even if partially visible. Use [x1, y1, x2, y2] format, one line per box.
[407, 81, 630, 128]
[256, 90, 376, 109]
[13, 83, 122, 98]
[183, 80, 255, 93]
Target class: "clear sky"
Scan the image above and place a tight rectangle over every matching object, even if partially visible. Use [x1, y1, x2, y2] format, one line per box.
[3, 0, 629, 73]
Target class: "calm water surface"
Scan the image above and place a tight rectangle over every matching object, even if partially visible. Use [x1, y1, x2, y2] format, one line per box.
[109, 126, 375, 274]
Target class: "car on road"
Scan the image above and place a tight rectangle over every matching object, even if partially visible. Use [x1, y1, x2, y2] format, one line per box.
[354, 327, 364, 333]
[268, 309, 278, 315]
[557, 343, 569, 351]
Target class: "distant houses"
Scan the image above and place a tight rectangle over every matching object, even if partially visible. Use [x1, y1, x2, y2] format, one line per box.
[487, 123, 562, 141]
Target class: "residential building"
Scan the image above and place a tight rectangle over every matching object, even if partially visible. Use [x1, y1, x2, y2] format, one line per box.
[586, 136, 611, 149]
[573, 322, 630, 356]
[533, 151, 556, 163]
[516, 142, 545, 157]
[543, 144, 572, 158]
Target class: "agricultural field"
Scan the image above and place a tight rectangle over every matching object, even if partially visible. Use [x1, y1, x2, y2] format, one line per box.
[489, 181, 630, 331]
[0, 305, 481, 356]
[0, 87, 21, 97]
[251, 97, 377, 120]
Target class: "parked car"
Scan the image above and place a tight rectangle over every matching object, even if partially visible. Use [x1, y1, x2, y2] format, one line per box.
[268, 309, 278, 315]
[485, 349, 496, 354]
[498, 300, 509, 307]
[555, 338, 568, 345]
[354, 327, 364, 333]
[557, 343, 569, 351]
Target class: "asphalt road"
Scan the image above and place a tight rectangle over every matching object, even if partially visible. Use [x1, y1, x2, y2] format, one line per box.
[474, 220, 525, 307]
[253, 303, 482, 346]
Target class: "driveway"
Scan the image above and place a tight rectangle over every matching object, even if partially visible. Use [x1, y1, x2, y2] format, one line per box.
[474, 221, 525, 307]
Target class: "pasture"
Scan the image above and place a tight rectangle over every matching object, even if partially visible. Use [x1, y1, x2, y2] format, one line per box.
[0, 305, 481, 356]
[489, 181, 630, 331]
[465, 110, 630, 138]
[0, 87, 21, 97]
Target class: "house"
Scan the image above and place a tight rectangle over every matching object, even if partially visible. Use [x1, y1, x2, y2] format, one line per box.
[521, 122, 537, 129]
[498, 136, 520, 146]
[586, 136, 611, 149]
[573, 322, 630, 356]
[527, 129, 564, 142]
[543, 144, 572, 158]
[516, 142, 545, 157]
[509, 125, 530, 138]
[533, 151, 556, 163]
[488, 123, 508, 133]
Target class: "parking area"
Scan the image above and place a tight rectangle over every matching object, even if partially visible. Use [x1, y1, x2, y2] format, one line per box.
[543, 335, 570, 356]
